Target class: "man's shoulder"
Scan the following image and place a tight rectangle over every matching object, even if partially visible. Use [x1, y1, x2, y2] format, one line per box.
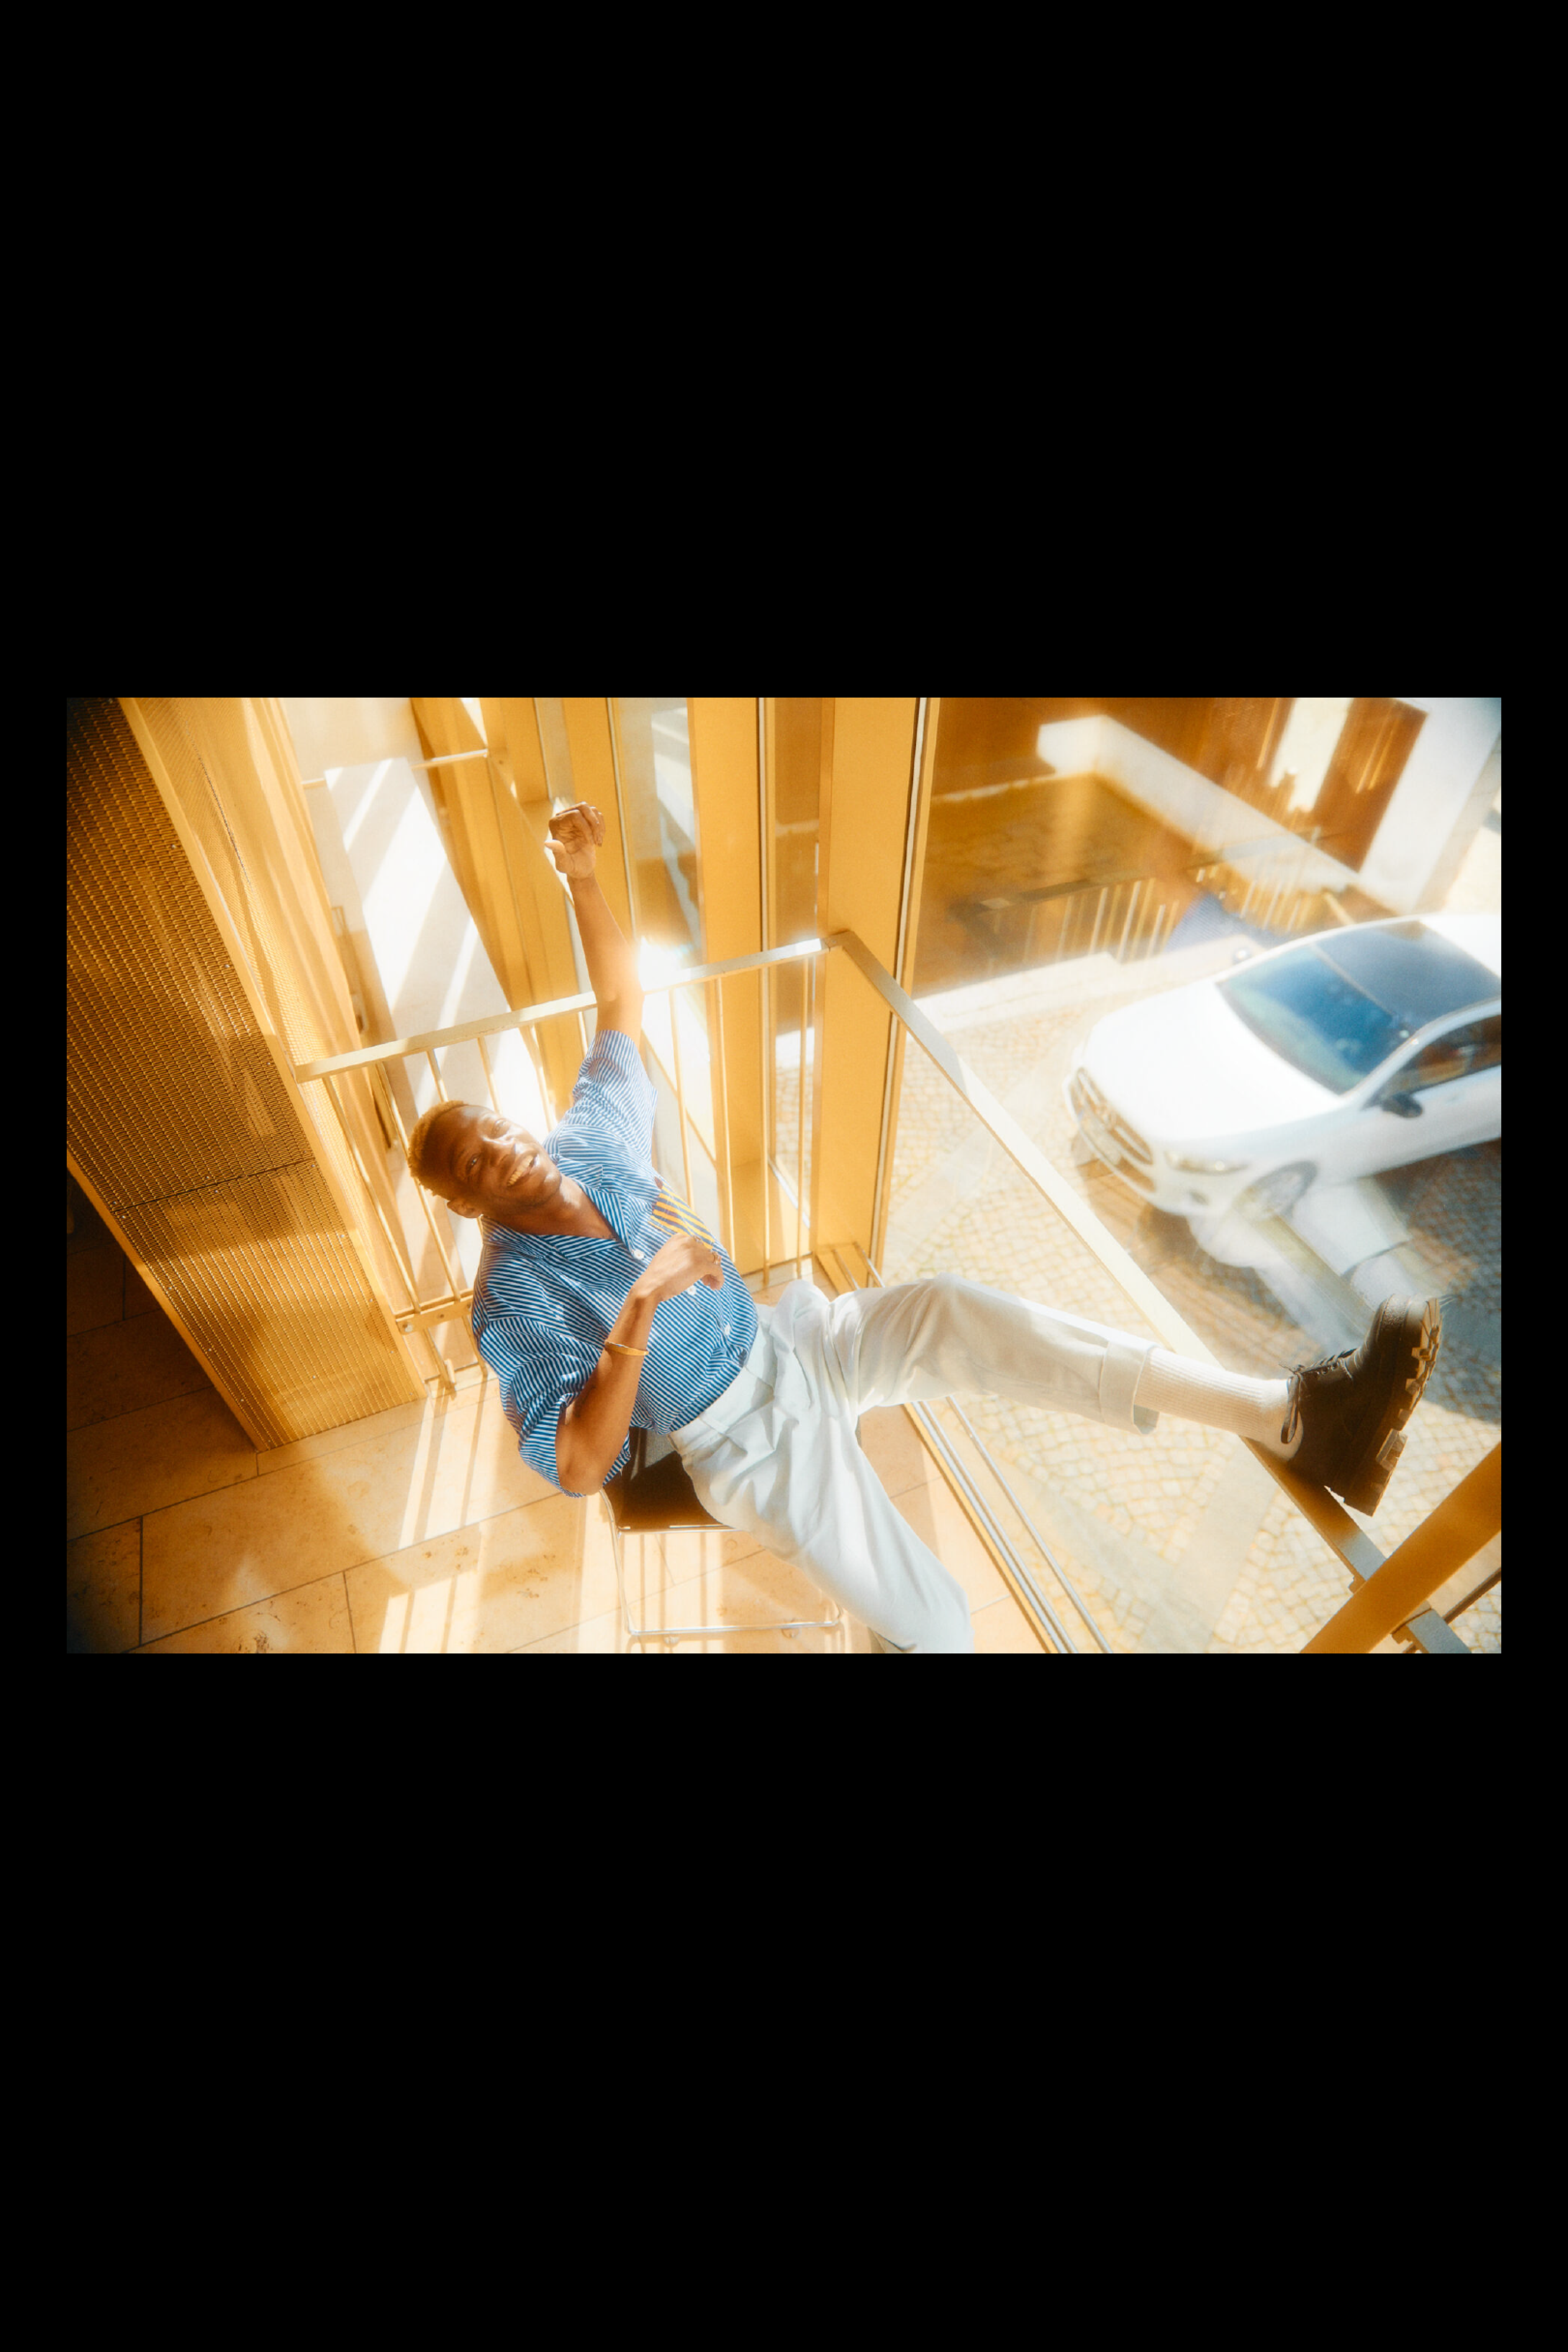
[563, 1030, 657, 1133]
[473, 1223, 548, 1310]
[581, 1026, 654, 1086]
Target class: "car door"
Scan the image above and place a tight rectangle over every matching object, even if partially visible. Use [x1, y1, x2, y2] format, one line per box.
[1355, 1011, 1502, 1174]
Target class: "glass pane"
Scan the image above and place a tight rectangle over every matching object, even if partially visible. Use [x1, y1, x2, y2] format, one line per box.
[770, 697, 821, 947]
[911, 697, 1398, 1005]
[641, 980, 720, 1235]
[765, 951, 815, 1278]
[888, 697, 1500, 1650]
[875, 1022, 1337, 1654]
[765, 701, 822, 1275]
[611, 699, 721, 1238]
[612, 698, 701, 965]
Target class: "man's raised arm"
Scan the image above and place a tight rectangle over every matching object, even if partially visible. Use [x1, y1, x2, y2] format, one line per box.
[545, 803, 642, 1036]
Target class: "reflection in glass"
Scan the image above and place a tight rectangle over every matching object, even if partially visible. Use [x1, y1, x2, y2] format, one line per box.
[766, 699, 822, 1258]
[613, 699, 700, 964]
[909, 697, 1434, 1002]
[890, 698, 1500, 1646]
[609, 698, 725, 1241]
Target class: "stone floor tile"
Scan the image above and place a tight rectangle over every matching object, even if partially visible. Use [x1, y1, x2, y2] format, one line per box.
[66, 1246, 124, 1336]
[345, 1488, 660, 1655]
[67, 1389, 257, 1542]
[856, 1405, 933, 1498]
[66, 1181, 114, 1255]
[894, 1455, 1013, 1611]
[972, 1590, 1049, 1653]
[122, 1259, 161, 1318]
[659, 1518, 768, 1573]
[515, 1566, 883, 1655]
[615, 1547, 854, 1653]
[67, 1306, 212, 1431]
[66, 1519, 141, 1653]
[141, 1382, 557, 1642]
[435, 1382, 574, 1528]
[514, 1600, 635, 1654]
[136, 1572, 355, 1654]
[257, 1395, 431, 1474]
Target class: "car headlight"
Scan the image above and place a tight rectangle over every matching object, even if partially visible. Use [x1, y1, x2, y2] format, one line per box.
[1168, 1153, 1252, 1174]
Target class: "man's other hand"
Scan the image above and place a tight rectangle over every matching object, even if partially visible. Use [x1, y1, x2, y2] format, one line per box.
[546, 803, 605, 881]
[640, 1231, 725, 1303]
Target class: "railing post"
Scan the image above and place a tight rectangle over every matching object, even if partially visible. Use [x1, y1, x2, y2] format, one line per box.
[1301, 1445, 1501, 1653]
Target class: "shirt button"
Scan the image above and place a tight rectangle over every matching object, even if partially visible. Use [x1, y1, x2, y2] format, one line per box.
[632, 1250, 644, 1260]
[723, 1324, 730, 1334]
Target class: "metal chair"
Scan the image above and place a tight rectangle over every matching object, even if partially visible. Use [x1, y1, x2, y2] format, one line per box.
[603, 1426, 842, 1648]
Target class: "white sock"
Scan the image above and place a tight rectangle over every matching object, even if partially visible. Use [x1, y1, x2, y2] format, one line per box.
[1133, 1348, 1300, 1458]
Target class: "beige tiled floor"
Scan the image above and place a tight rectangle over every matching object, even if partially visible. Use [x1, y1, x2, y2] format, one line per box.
[66, 1189, 1045, 1657]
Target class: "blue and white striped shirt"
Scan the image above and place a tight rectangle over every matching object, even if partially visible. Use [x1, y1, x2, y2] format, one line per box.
[471, 1028, 758, 1496]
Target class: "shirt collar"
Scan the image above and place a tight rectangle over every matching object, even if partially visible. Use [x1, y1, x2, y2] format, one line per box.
[576, 1169, 653, 1254]
[482, 1151, 655, 1258]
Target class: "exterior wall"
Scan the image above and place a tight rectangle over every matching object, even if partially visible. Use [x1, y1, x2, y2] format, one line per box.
[1038, 702, 1502, 917]
[1036, 717, 1359, 893]
[1359, 698, 1502, 913]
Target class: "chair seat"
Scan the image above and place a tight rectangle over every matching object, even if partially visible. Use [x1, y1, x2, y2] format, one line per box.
[604, 1427, 839, 1644]
[605, 1426, 722, 1535]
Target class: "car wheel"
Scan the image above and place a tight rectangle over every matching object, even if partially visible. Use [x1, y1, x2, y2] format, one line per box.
[1240, 1162, 1315, 1217]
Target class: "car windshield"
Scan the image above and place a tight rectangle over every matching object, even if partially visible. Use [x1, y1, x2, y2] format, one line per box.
[1219, 947, 1413, 1094]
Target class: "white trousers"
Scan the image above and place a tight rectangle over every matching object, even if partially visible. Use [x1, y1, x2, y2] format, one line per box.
[671, 1274, 1160, 1654]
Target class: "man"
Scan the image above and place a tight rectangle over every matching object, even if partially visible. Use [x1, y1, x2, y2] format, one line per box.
[408, 803, 1443, 1653]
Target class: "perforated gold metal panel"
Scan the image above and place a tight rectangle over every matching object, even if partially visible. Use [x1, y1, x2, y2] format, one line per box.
[66, 697, 417, 1448]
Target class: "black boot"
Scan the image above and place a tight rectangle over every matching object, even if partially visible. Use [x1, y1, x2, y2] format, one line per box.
[1282, 1296, 1443, 1515]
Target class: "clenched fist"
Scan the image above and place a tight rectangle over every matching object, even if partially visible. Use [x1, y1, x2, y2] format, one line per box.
[640, 1231, 725, 1304]
[546, 803, 605, 881]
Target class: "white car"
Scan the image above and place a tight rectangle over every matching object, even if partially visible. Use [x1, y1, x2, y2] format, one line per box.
[1065, 912, 1502, 1231]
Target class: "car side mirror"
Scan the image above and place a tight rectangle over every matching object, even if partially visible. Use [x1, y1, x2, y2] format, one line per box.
[1379, 1090, 1424, 1119]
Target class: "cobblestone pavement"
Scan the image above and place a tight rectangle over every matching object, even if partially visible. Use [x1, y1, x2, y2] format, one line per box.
[879, 952, 1501, 1655]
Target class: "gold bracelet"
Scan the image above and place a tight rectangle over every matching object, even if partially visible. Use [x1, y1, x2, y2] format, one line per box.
[605, 1340, 649, 1358]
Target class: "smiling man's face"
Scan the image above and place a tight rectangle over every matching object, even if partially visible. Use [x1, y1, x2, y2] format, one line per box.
[430, 1104, 568, 1229]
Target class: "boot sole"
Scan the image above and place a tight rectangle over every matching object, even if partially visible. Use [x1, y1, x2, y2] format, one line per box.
[1337, 1298, 1443, 1514]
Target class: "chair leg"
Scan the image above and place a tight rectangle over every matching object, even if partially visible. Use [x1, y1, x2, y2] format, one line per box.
[621, 1516, 844, 1646]
[606, 1499, 845, 1648]
[607, 1504, 650, 1649]
[644, 1601, 843, 1644]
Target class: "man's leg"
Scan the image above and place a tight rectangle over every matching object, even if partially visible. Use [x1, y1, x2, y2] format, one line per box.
[675, 1410, 976, 1653]
[818, 1275, 1440, 1513]
[672, 1307, 975, 1653]
[822, 1273, 1170, 1437]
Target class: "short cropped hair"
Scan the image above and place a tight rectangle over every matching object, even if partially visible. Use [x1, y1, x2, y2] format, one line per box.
[406, 1099, 475, 1194]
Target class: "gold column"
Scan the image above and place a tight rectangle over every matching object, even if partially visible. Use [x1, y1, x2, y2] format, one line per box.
[68, 698, 423, 1449]
[558, 701, 634, 941]
[689, 698, 764, 1270]
[810, 698, 925, 1276]
[416, 695, 582, 1124]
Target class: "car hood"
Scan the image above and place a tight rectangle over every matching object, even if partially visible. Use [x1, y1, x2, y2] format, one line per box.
[1081, 977, 1339, 1144]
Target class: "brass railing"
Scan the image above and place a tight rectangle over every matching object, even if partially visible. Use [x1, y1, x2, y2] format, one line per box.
[294, 933, 1498, 1656]
[294, 937, 825, 1347]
